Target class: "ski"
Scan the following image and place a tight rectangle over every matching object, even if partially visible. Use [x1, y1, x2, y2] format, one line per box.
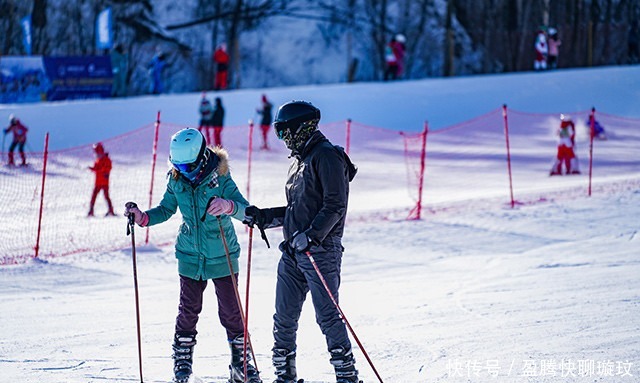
[298, 380, 363, 383]
[172, 375, 205, 383]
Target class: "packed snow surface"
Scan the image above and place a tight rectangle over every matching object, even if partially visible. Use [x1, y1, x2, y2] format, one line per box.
[1, 66, 639, 382]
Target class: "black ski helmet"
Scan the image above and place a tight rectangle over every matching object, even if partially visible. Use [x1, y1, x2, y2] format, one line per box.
[273, 101, 321, 151]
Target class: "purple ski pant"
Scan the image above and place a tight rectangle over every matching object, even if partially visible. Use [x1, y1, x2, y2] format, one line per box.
[175, 274, 244, 340]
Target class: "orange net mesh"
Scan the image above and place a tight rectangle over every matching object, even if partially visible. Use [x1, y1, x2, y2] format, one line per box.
[2, 108, 639, 265]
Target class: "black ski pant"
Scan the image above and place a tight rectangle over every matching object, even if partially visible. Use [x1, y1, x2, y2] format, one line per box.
[175, 274, 244, 340]
[273, 248, 352, 353]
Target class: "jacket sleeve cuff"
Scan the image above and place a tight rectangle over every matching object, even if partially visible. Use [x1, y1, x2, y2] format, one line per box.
[139, 212, 150, 227]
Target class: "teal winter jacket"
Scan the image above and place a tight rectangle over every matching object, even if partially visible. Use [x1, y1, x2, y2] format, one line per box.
[145, 147, 248, 280]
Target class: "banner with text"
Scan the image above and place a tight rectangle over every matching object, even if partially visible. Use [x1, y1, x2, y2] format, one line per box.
[43, 56, 113, 101]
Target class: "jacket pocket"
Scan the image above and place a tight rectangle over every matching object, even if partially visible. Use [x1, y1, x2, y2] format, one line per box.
[176, 222, 195, 253]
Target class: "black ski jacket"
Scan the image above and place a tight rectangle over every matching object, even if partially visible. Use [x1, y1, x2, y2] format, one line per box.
[212, 103, 224, 127]
[262, 130, 357, 252]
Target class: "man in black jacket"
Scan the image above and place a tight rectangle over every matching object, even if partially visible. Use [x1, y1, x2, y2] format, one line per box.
[244, 101, 359, 383]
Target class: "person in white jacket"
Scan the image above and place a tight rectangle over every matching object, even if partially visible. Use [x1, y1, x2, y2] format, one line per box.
[534, 27, 548, 71]
[550, 114, 581, 175]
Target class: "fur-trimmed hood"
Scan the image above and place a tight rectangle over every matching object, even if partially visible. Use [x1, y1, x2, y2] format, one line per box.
[211, 146, 229, 176]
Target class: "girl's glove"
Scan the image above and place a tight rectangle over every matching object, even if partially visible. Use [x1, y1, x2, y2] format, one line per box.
[207, 198, 235, 216]
[124, 202, 149, 226]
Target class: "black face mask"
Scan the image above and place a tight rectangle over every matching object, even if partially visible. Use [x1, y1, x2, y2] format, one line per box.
[274, 120, 318, 152]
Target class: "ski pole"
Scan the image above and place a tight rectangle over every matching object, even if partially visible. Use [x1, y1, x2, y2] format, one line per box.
[216, 215, 259, 379]
[126, 205, 145, 383]
[201, 197, 260, 377]
[200, 199, 259, 380]
[244, 227, 255, 382]
[304, 251, 385, 383]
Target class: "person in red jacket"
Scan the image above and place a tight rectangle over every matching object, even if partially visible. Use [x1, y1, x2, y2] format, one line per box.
[4, 114, 28, 166]
[384, 34, 406, 81]
[213, 43, 230, 90]
[88, 142, 115, 217]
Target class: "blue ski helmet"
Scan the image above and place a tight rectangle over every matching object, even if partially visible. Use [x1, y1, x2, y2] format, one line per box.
[170, 128, 207, 180]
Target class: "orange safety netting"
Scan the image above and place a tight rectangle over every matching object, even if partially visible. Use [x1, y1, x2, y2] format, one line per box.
[1, 108, 639, 265]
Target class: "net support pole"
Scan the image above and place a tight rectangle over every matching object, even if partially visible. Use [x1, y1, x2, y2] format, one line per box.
[145, 111, 161, 245]
[34, 132, 49, 259]
[247, 119, 254, 201]
[346, 118, 352, 155]
[409, 121, 428, 220]
[417, 122, 428, 220]
[502, 104, 516, 208]
[588, 107, 596, 197]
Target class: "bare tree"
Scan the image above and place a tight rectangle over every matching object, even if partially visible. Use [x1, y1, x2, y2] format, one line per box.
[31, 0, 47, 54]
[169, 0, 299, 89]
[2, 0, 637, 94]
[0, 1, 20, 55]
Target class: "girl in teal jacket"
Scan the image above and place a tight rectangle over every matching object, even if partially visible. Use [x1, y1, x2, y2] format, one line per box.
[124, 128, 261, 383]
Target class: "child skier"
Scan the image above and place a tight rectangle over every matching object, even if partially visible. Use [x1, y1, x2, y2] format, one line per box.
[550, 114, 580, 175]
[4, 114, 28, 166]
[123, 128, 261, 383]
[87, 142, 115, 217]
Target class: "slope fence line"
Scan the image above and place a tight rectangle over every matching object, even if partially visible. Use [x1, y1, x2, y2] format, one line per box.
[1, 107, 638, 265]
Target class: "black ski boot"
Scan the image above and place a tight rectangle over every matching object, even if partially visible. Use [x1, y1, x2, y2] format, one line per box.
[229, 335, 262, 383]
[172, 331, 197, 383]
[272, 348, 297, 383]
[330, 347, 361, 383]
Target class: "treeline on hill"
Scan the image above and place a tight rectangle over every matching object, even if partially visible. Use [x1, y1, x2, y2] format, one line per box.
[0, 0, 637, 95]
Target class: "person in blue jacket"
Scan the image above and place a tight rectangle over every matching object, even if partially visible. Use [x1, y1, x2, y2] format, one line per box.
[588, 114, 607, 140]
[124, 128, 261, 383]
[148, 50, 167, 94]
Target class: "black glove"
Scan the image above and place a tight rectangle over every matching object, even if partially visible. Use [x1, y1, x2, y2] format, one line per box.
[290, 230, 312, 253]
[243, 205, 265, 229]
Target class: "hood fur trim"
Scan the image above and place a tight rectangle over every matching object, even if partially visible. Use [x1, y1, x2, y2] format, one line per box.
[211, 146, 229, 176]
[170, 146, 230, 180]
